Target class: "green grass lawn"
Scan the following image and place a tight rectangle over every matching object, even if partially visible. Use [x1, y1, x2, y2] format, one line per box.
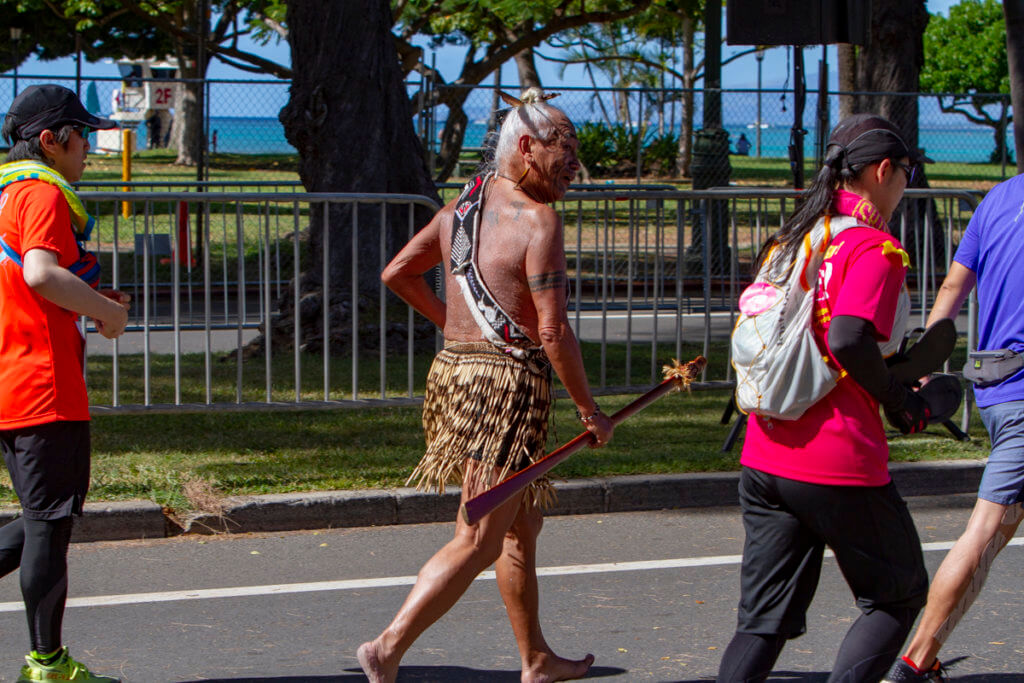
[0, 340, 989, 515]
[0, 152, 994, 516]
[82, 149, 1009, 192]
[85, 149, 300, 185]
[0, 387, 989, 514]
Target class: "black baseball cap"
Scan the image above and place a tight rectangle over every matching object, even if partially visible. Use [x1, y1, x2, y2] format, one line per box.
[2, 84, 116, 144]
[827, 113, 933, 168]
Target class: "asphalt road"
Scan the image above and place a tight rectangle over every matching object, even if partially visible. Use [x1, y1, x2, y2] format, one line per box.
[1, 495, 1021, 682]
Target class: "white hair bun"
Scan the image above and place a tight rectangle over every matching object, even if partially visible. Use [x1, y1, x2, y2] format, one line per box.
[520, 87, 545, 104]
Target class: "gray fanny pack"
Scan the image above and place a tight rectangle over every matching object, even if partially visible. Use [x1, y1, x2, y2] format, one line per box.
[963, 349, 1024, 387]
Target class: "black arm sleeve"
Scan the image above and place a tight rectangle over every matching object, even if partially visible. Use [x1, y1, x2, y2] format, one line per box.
[827, 315, 906, 412]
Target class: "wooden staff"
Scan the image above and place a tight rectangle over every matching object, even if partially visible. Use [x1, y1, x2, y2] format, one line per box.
[460, 356, 707, 525]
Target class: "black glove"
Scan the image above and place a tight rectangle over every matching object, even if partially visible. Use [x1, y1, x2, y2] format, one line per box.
[883, 384, 931, 434]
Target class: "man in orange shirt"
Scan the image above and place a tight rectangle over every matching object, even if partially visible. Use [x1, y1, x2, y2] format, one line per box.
[0, 85, 130, 682]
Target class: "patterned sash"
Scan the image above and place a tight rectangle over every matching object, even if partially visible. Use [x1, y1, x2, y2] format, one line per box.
[450, 173, 539, 358]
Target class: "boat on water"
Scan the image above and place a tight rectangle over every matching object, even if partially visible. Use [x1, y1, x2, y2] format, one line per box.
[747, 122, 770, 129]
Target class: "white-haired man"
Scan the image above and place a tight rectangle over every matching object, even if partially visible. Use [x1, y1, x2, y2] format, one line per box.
[357, 89, 611, 683]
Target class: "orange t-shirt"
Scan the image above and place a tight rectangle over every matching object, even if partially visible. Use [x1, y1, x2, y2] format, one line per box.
[0, 180, 89, 428]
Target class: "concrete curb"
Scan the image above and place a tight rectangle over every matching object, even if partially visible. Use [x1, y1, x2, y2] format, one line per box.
[0, 460, 989, 543]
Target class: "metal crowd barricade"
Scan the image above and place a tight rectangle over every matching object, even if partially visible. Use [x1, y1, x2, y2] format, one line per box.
[75, 180, 305, 193]
[555, 187, 981, 433]
[78, 187, 980, 432]
[78, 191, 440, 411]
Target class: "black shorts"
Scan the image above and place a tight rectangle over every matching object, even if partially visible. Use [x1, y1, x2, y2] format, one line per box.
[1, 421, 91, 520]
[735, 466, 928, 638]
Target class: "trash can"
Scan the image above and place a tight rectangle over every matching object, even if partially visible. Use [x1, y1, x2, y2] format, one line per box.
[688, 129, 732, 274]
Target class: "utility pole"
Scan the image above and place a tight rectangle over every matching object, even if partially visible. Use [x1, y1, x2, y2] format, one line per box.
[9, 27, 21, 101]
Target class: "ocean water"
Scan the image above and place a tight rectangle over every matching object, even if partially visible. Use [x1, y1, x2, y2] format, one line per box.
[151, 116, 1012, 165]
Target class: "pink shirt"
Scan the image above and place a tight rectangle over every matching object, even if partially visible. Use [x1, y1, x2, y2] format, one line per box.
[740, 225, 909, 487]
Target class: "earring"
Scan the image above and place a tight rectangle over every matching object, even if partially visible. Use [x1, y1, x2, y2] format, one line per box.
[515, 165, 529, 188]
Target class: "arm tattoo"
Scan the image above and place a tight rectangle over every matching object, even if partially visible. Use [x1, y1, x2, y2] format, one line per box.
[528, 270, 566, 292]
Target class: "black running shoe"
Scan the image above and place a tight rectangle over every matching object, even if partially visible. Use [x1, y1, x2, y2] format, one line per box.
[882, 657, 949, 682]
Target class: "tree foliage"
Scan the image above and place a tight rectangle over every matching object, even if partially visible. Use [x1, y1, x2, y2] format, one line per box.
[391, 0, 661, 180]
[920, 0, 1008, 94]
[920, 0, 1011, 161]
[1, 1, 291, 165]
[0, 1, 171, 71]
[1, 1, 289, 76]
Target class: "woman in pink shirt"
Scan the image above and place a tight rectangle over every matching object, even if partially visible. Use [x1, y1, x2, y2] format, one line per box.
[717, 114, 933, 683]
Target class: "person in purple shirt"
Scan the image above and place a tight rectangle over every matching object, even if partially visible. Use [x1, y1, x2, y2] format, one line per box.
[884, 173, 1024, 683]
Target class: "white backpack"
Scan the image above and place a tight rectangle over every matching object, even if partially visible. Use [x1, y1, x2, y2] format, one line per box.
[731, 215, 909, 420]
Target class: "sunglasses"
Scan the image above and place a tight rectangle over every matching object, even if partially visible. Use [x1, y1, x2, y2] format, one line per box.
[70, 125, 92, 138]
[896, 161, 917, 185]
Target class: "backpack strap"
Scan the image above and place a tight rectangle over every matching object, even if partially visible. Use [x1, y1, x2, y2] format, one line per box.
[797, 214, 870, 292]
[798, 214, 836, 292]
[0, 161, 97, 240]
[0, 233, 23, 267]
[0, 197, 100, 288]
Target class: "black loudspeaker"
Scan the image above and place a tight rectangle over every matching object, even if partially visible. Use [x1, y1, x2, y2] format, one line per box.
[726, 0, 869, 46]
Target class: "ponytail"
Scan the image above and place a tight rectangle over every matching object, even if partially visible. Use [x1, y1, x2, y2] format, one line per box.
[753, 147, 862, 275]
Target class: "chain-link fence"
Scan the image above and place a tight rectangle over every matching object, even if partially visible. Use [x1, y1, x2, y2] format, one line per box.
[0, 74, 1015, 187]
[421, 84, 1017, 186]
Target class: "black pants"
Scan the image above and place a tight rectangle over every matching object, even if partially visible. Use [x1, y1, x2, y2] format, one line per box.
[1, 420, 90, 655]
[717, 467, 928, 683]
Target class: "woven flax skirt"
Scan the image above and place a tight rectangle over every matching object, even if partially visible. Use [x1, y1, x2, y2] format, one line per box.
[407, 341, 555, 509]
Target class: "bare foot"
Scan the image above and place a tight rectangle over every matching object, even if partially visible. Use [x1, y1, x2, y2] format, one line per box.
[522, 652, 595, 683]
[357, 640, 398, 683]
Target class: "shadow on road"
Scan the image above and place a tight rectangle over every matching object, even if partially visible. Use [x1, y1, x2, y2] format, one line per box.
[673, 673, 828, 683]
[176, 678, 364, 682]
[673, 670, 1024, 683]
[183, 664, 628, 682]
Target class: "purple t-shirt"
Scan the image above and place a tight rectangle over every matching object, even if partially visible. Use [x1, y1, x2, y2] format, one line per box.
[954, 174, 1024, 407]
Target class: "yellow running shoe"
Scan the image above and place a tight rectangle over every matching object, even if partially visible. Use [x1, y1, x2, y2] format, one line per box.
[16, 647, 119, 682]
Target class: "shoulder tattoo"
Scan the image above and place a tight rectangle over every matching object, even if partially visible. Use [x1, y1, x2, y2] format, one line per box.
[511, 200, 526, 221]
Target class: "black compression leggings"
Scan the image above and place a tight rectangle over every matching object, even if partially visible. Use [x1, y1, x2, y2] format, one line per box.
[716, 632, 787, 683]
[716, 606, 919, 683]
[0, 516, 73, 654]
[828, 606, 919, 683]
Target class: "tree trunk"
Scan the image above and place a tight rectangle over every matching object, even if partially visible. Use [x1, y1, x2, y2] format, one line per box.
[837, 43, 857, 120]
[676, 13, 695, 178]
[170, 0, 201, 166]
[1005, 0, 1024, 174]
[170, 77, 200, 166]
[434, 91, 471, 182]
[852, 0, 936, 268]
[271, 0, 439, 354]
[991, 108, 1014, 165]
[515, 48, 542, 91]
[854, 0, 929, 153]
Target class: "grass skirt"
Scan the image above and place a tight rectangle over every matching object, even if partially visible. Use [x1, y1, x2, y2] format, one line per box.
[407, 341, 555, 509]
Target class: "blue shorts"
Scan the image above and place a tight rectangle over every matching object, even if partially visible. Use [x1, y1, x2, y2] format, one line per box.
[978, 400, 1024, 506]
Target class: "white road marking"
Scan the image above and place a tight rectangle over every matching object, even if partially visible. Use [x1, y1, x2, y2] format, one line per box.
[1, 538, 1017, 613]
[574, 311, 733, 320]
